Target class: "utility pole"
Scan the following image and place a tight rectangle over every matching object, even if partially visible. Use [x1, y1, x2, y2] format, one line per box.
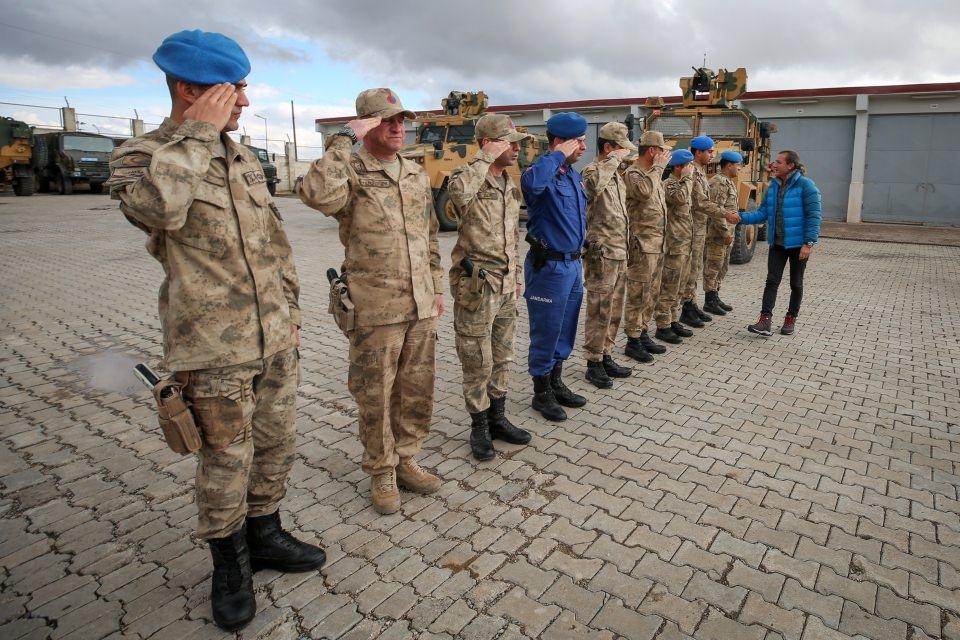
[290, 100, 298, 161]
[255, 113, 268, 151]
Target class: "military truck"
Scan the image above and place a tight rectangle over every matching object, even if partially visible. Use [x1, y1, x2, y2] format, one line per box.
[402, 91, 549, 231]
[32, 131, 115, 194]
[245, 144, 281, 195]
[644, 67, 774, 264]
[0, 117, 36, 196]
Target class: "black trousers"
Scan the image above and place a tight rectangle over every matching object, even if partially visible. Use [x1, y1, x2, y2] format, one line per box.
[761, 245, 808, 316]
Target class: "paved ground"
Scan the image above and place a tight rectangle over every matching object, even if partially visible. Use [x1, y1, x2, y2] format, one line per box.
[1, 192, 959, 640]
[820, 221, 960, 247]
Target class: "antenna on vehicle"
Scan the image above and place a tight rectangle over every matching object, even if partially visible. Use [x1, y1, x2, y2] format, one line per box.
[63, 96, 70, 107]
[703, 52, 708, 67]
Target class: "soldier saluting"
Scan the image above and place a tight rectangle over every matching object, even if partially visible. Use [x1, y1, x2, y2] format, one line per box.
[106, 30, 324, 632]
[298, 88, 444, 515]
[448, 114, 533, 460]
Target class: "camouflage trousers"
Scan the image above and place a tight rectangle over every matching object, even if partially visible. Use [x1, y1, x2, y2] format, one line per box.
[180, 347, 299, 540]
[583, 256, 627, 361]
[624, 251, 664, 337]
[655, 250, 692, 328]
[453, 285, 517, 414]
[681, 215, 708, 302]
[348, 317, 437, 476]
[703, 239, 733, 292]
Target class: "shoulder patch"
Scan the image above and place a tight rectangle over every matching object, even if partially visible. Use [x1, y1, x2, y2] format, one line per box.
[350, 156, 364, 173]
[243, 169, 266, 186]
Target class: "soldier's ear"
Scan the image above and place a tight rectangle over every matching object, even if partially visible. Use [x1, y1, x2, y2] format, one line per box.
[173, 80, 200, 105]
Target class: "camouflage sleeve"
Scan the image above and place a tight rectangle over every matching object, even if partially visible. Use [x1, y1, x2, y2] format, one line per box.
[106, 120, 218, 231]
[515, 199, 523, 286]
[297, 135, 354, 216]
[270, 224, 302, 326]
[582, 156, 619, 201]
[625, 163, 662, 200]
[708, 176, 725, 207]
[665, 175, 692, 206]
[426, 176, 443, 293]
[692, 172, 727, 222]
[448, 149, 495, 212]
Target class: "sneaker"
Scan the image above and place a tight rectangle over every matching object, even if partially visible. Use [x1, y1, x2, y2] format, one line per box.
[780, 314, 796, 335]
[747, 313, 773, 337]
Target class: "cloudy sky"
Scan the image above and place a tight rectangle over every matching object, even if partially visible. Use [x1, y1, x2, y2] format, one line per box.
[1, 0, 957, 156]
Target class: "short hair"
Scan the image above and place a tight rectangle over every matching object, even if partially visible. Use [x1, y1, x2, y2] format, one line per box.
[692, 147, 711, 159]
[637, 145, 652, 156]
[547, 131, 557, 144]
[597, 137, 614, 154]
[719, 159, 737, 169]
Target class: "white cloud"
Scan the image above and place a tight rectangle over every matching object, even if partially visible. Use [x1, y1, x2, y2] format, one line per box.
[0, 56, 136, 90]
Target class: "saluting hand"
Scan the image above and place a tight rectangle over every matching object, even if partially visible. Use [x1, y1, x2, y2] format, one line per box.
[681, 163, 695, 176]
[608, 148, 630, 162]
[183, 83, 238, 131]
[345, 116, 382, 141]
[653, 148, 672, 167]
[481, 139, 512, 159]
[555, 138, 581, 160]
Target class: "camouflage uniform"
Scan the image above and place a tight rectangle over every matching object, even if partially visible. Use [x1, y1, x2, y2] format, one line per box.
[582, 154, 629, 360]
[106, 118, 300, 539]
[655, 172, 695, 328]
[297, 113, 442, 477]
[682, 163, 729, 302]
[703, 173, 738, 292]
[448, 146, 522, 414]
[623, 156, 669, 337]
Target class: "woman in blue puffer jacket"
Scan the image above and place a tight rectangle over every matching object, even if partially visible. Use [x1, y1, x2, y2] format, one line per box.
[735, 150, 822, 336]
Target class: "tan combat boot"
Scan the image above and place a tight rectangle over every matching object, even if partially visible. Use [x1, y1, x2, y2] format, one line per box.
[396, 458, 442, 494]
[371, 469, 400, 514]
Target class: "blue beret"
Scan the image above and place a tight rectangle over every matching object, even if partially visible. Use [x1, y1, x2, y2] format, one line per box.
[546, 112, 588, 139]
[689, 135, 715, 151]
[668, 149, 694, 166]
[153, 30, 250, 84]
[720, 150, 744, 163]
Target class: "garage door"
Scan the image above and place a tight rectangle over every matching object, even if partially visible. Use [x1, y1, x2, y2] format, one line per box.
[766, 117, 855, 221]
[862, 113, 960, 226]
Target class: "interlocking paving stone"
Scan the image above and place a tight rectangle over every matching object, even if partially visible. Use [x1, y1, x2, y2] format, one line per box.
[1, 194, 959, 639]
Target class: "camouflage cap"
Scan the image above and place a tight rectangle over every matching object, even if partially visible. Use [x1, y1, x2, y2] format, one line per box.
[638, 130, 671, 150]
[598, 122, 637, 151]
[475, 113, 531, 143]
[355, 88, 416, 120]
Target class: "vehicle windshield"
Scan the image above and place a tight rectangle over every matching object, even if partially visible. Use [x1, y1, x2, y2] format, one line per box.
[699, 113, 748, 138]
[62, 135, 114, 153]
[447, 124, 475, 143]
[648, 116, 695, 137]
[257, 149, 269, 162]
[419, 125, 446, 144]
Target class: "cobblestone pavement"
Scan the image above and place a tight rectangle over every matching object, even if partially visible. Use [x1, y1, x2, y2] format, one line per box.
[1, 192, 959, 640]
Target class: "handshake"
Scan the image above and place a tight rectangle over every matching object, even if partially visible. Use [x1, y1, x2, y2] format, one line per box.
[724, 210, 741, 225]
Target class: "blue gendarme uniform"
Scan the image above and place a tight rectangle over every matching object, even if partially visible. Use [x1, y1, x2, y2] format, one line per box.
[521, 149, 587, 376]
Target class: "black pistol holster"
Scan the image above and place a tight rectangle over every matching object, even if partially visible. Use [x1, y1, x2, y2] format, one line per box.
[525, 233, 550, 272]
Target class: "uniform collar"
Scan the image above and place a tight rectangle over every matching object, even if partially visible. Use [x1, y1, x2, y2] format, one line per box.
[157, 117, 243, 161]
[485, 171, 510, 191]
[357, 145, 417, 181]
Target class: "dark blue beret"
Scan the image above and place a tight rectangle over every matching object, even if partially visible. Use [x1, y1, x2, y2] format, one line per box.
[690, 135, 715, 151]
[153, 30, 250, 84]
[546, 112, 588, 139]
[668, 149, 694, 166]
[720, 150, 744, 163]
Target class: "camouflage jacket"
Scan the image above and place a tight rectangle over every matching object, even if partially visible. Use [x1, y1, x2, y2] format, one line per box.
[708, 173, 738, 242]
[298, 136, 442, 328]
[582, 155, 629, 261]
[106, 118, 299, 372]
[691, 164, 728, 225]
[663, 174, 695, 254]
[448, 148, 522, 295]
[624, 158, 669, 253]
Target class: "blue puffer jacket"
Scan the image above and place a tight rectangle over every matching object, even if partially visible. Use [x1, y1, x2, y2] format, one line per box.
[740, 170, 822, 249]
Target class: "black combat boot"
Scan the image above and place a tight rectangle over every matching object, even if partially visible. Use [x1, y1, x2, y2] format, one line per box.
[679, 301, 705, 328]
[639, 330, 667, 354]
[585, 360, 612, 389]
[487, 396, 532, 444]
[602, 355, 632, 378]
[692, 301, 713, 323]
[469, 411, 495, 461]
[246, 511, 327, 573]
[671, 322, 694, 338]
[703, 291, 727, 316]
[625, 336, 653, 363]
[208, 527, 256, 631]
[550, 362, 587, 408]
[532, 374, 566, 421]
[716, 294, 733, 312]
[654, 325, 683, 344]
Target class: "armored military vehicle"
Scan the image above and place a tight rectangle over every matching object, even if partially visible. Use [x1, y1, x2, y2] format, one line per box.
[245, 144, 281, 195]
[0, 117, 35, 196]
[644, 67, 774, 263]
[402, 91, 549, 231]
[33, 131, 115, 194]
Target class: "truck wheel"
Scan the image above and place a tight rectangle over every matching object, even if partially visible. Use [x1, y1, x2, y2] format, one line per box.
[433, 186, 458, 232]
[90, 182, 104, 194]
[730, 221, 757, 265]
[13, 175, 36, 196]
[267, 182, 277, 196]
[58, 173, 73, 195]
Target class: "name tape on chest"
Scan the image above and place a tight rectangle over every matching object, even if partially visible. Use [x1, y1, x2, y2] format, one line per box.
[243, 170, 266, 186]
[359, 177, 392, 188]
